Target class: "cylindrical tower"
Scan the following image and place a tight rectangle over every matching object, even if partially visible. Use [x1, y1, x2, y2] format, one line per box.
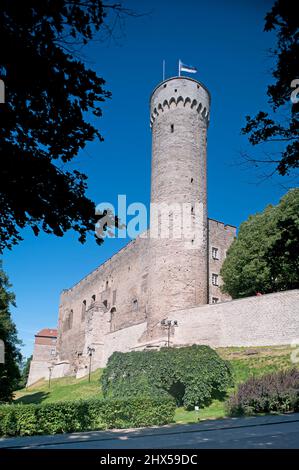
[147, 76, 210, 331]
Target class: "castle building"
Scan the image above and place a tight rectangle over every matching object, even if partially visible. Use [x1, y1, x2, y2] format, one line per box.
[27, 329, 57, 386]
[28, 76, 299, 385]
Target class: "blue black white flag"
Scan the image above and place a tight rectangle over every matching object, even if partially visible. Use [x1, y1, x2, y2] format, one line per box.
[179, 60, 197, 75]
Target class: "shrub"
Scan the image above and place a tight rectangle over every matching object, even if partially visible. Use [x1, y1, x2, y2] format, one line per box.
[101, 345, 233, 410]
[227, 368, 299, 416]
[0, 395, 175, 437]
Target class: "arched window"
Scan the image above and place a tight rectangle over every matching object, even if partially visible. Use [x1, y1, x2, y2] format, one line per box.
[91, 294, 96, 303]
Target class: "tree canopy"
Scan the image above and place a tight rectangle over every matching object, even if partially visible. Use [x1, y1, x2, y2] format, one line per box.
[220, 188, 299, 298]
[0, 261, 22, 402]
[242, 0, 298, 177]
[0, 1, 129, 252]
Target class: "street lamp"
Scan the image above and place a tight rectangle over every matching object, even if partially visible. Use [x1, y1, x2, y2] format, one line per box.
[87, 346, 95, 383]
[161, 319, 178, 347]
[48, 365, 54, 389]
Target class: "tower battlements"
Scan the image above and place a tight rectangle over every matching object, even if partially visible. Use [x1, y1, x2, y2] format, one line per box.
[150, 77, 210, 127]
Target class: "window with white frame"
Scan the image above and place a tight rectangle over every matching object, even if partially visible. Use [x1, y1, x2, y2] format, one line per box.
[212, 273, 219, 286]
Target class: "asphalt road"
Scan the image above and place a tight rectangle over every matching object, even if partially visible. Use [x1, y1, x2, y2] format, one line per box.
[1, 413, 299, 449]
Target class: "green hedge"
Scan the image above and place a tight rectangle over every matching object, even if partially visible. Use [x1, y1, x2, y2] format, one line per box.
[0, 395, 175, 437]
[101, 345, 233, 410]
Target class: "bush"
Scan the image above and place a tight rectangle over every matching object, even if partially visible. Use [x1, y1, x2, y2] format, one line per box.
[0, 395, 175, 437]
[101, 345, 233, 410]
[227, 368, 299, 416]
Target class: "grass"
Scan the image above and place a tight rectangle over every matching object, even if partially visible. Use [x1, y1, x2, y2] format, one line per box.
[14, 369, 103, 404]
[14, 345, 295, 425]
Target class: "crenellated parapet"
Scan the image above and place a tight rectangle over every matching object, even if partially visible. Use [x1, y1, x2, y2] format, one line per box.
[150, 94, 209, 127]
[150, 76, 210, 128]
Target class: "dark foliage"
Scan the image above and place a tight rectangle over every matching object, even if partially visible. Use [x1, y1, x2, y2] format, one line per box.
[241, 0, 298, 176]
[101, 345, 233, 410]
[221, 188, 299, 298]
[0, 1, 127, 252]
[0, 395, 175, 436]
[0, 261, 22, 402]
[227, 369, 299, 416]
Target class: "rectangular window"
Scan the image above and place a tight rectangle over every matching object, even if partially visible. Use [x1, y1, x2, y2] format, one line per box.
[212, 247, 219, 260]
[212, 297, 219, 304]
[212, 273, 219, 286]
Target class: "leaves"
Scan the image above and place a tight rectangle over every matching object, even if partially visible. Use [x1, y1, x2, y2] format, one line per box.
[241, 0, 299, 176]
[101, 345, 233, 410]
[220, 188, 299, 298]
[0, 261, 22, 402]
[0, 1, 122, 252]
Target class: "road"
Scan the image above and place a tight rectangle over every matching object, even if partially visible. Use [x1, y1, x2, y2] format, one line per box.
[0, 413, 299, 449]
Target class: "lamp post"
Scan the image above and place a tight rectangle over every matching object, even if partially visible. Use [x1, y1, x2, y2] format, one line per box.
[87, 346, 95, 383]
[48, 365, 53, 389]
[160, 319, 178, 347]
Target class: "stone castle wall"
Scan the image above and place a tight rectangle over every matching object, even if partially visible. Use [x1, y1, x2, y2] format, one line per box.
[56, 233, 150, 376]
[169, 289, 299, 348]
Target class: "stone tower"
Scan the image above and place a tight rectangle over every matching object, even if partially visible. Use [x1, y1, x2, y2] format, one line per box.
[147, 76, 210, 331]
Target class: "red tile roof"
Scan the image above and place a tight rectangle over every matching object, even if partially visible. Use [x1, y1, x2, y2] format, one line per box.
[35, 328, 57, 338]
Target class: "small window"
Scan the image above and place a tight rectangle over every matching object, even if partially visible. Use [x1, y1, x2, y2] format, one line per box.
[91, 295, 96, 303]
[103, 299, 108, 309]
[212, 247, 219, 260]
[212, 273, 219, 286]
[191, 206, 194, 214]
[191, 178, 193, 183]
[212, 297, 219, 304]
[170, 124, 174, 133]
[174, 88, 177, 92]
[133, 299, 138, 311]
[106, 280, 109, 289]
[81, 300, 86, 321]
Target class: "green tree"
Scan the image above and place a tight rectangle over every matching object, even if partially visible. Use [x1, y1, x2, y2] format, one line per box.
[220, 188, 299, 298]
[18, 355, 32, 390]
[0, 261, 22, 402]
[0, 1, 135, 253]
[242, 0, 298, 177]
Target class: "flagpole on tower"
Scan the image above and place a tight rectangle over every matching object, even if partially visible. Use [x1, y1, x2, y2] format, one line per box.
[178, 59, 181, 77]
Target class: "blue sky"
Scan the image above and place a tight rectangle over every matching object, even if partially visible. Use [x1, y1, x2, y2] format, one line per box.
[3, 0, 291, 358]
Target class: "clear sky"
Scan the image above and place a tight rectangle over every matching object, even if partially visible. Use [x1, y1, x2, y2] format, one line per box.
[3, 0, 291, 358]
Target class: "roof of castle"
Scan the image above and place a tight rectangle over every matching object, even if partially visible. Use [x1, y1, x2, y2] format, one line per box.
[35, 328, 57, 338]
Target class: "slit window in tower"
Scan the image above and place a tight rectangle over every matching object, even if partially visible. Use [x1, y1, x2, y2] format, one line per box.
[212, 273, 219, 286]
[171, 124, 174, 133]
[212, 247, 219, 260]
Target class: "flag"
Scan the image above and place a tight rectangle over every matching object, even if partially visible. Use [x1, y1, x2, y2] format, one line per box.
[179, 60, 197, 75]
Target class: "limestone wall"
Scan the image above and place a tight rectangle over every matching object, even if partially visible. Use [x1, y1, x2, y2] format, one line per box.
[208, 218, 236, 303]
[56, 234, 150, 375]
[169, 289, 299, 348]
